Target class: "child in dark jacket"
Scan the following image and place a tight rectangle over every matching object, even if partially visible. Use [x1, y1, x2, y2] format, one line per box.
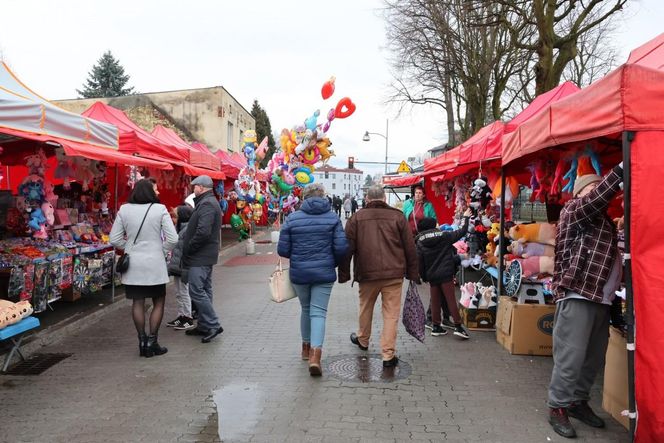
[415, 210, 471, 338]
[166, 205, 195, 330]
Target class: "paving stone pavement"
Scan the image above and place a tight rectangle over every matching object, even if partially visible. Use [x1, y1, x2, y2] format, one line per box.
[0, 241, 629, 443]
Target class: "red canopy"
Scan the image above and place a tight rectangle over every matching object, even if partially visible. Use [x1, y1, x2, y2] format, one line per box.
[215, 150, 242, 179]
[152, 126, 220, 171]
[423, 147, 461, 179]
[503, 33, 664, 165]
[382, 173, 423, 188]
[504, 81, 580, 133]
[83, 102, 189, 163]
[457, 121, 504, 165]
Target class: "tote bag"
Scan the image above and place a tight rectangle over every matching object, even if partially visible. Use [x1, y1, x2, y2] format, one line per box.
[269, 259, 297, 303]
[402, 280, 426, 343]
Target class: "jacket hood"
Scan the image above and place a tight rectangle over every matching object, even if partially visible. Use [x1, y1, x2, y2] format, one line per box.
[301, 197, 331, 214]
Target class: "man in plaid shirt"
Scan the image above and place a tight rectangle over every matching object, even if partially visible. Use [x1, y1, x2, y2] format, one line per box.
[547, 163, 623, 439]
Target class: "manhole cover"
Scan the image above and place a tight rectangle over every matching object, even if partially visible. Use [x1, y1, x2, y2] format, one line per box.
[5, 353, 72, 375]
[325, 353, 412, 383]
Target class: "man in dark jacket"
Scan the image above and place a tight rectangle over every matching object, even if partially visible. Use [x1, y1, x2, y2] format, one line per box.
[182, 175, 224, 343]
[547, 163, 623, 439]
[339, 185, 420, 368]
[415, 210, 471, 339]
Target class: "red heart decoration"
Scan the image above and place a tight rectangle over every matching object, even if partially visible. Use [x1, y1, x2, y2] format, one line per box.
[334, 97, 356, 119]
[321, 76, 336, 100]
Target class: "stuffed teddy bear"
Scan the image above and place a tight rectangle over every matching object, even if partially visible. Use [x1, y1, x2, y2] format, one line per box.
[511, 256, 555, 279]
[41, 202, 55, 226]
[508, 241, 555, 258]
[509, 222, 556, 246]
[44, 181, 58, 207]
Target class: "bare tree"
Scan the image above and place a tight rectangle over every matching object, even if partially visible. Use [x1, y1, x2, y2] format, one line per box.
[497, 0, 627, 95]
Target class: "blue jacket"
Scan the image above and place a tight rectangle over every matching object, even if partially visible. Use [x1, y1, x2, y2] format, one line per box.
[277, 197, 348, 285]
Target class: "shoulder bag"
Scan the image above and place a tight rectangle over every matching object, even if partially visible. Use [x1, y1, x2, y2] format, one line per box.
[116, 203, 153, 273]
[269, 258, 296, 303]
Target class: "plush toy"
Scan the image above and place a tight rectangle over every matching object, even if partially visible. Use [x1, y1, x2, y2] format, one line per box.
[315, 137, 334, 164]
[0, 300, 33, 324]
[25, 149, 48, 176]
[230, 213, 249, 241]
[41, 202, 55, 226]
[460, 282, 476, 308]
[512, 256, 555, 278]
[533, 158, 556, 203]
[508, 241, 555, 258]
[44, 181, 58, 207]
[469, 176, 492, 211]
[509, 222, 556, 246]
[28, 208, 47, 231]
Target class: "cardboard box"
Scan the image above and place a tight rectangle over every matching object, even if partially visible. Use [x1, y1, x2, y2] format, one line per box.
[460, 306, 496, 331]
[495, 296, 556, 356]
[602, 327, 629, 430]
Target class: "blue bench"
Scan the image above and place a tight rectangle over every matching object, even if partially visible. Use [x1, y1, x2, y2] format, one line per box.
[0, 316, 40, 372]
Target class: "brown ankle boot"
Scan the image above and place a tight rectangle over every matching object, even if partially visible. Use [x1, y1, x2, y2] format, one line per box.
[309, 347, 322, 376]
[301, 342, 311, 360]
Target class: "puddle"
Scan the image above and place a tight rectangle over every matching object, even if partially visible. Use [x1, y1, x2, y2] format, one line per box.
[213, 383, 261, 441]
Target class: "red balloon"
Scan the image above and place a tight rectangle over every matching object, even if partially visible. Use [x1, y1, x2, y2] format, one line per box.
[334, 97, 356, 119]
[321, 76, 336, 100]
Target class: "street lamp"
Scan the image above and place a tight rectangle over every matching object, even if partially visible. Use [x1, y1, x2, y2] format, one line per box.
[362, 119, 389, 174]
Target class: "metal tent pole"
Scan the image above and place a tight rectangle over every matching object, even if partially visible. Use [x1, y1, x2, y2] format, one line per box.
[498, 167, 506, 295]
[622, 131, 636, 441]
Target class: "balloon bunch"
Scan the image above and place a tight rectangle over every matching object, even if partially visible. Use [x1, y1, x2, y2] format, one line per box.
[261, 76, 356, 218]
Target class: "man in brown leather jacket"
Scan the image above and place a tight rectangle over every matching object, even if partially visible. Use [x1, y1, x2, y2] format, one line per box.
[339, 186, 420, 367]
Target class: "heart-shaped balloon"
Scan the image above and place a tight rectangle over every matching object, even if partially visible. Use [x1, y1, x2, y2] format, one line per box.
[334, 97, 356, 119]
[321, 76, 336, 100]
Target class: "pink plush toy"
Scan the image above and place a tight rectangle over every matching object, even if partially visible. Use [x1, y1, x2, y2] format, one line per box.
[0, 300, 33, 329]
[44, 182, 58, 207]
[41, 202, 55, 226]
[508, 241, 555, 258]
[512, 256, 555, 278]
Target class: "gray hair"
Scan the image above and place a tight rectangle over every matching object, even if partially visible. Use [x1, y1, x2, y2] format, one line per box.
[366, 185, 385, 201]
[302, 183, 326, 199]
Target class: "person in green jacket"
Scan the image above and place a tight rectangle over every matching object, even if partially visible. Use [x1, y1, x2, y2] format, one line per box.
[402, 185, 437, 236]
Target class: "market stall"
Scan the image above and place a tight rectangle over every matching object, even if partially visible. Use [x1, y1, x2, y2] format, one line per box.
[501, 33, 664, 441]
[0, 62, 172, 315]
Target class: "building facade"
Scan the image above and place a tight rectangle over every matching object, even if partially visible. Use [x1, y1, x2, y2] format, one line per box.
[55, 86, 254, 153]
[313, 165, 364, 199]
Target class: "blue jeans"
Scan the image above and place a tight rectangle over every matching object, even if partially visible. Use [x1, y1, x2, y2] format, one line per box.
[292, 282, 334, 348]
[188, 266, 220, 331]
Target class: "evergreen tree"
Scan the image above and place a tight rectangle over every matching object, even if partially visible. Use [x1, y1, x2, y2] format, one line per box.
[364, 174, 374, 186]
[77, 51, 134, 98]
[250, 100, 276, 169]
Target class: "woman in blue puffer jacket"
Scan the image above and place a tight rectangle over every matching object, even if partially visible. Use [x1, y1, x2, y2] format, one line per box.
[278, 183, 348, 376]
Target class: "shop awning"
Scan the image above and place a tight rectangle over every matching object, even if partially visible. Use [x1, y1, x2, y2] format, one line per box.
[423, 147, 460, 179]
[83, 102, 189, 163]
[382, 173, 423, 188]
[214, 149, 242, 179]
[152, 125, 221, 171]
[503, 33, 664, 165]
[504, 81, 580, 133]
[0, 61, 120, 153]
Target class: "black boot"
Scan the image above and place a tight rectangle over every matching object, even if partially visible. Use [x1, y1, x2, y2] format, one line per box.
[138, 333, 148, 357]
[145, 334, 168, 358]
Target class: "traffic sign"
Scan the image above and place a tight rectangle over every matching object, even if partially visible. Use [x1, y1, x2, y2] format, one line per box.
[397, 160, 412, 173]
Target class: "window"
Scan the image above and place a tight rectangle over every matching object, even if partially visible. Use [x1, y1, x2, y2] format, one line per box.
[227, 122, 234, 150]
[325, 171, 329, 179]
[331, 173, 336, 179]
[332, 183, 336, 190]
[344, 184, 346, 190]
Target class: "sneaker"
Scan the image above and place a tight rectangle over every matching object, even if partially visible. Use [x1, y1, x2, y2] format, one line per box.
[453, 325, 470, 339]
[174, 317, 196, 331]
[166, 316, 184, 328]
[383, 356, 399, 368]
[441, 318, 456, 330]
[568, 401, 605, 428]
[431, 325, 448, 336]
[548, 407, 577, 438]
[425, 320, 433, 330]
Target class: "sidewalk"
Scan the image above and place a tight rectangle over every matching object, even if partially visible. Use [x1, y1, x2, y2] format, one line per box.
[0, 240, 629, 442]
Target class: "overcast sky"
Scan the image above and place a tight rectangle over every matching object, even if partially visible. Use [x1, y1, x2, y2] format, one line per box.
[1, 0, 662, 177]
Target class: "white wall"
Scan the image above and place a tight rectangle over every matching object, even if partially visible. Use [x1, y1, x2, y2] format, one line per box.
[313, 171, 364, 199]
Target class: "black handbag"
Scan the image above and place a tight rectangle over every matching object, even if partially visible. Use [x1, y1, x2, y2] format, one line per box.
[116, 203, 153, 273]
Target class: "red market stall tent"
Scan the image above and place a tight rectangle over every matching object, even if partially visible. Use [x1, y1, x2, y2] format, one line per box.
[502, 33, 664, 442]
[152, 125, 221, 172]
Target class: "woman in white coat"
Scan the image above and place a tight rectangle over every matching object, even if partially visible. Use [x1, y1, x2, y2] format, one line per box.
[110, 179, 178, 357]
